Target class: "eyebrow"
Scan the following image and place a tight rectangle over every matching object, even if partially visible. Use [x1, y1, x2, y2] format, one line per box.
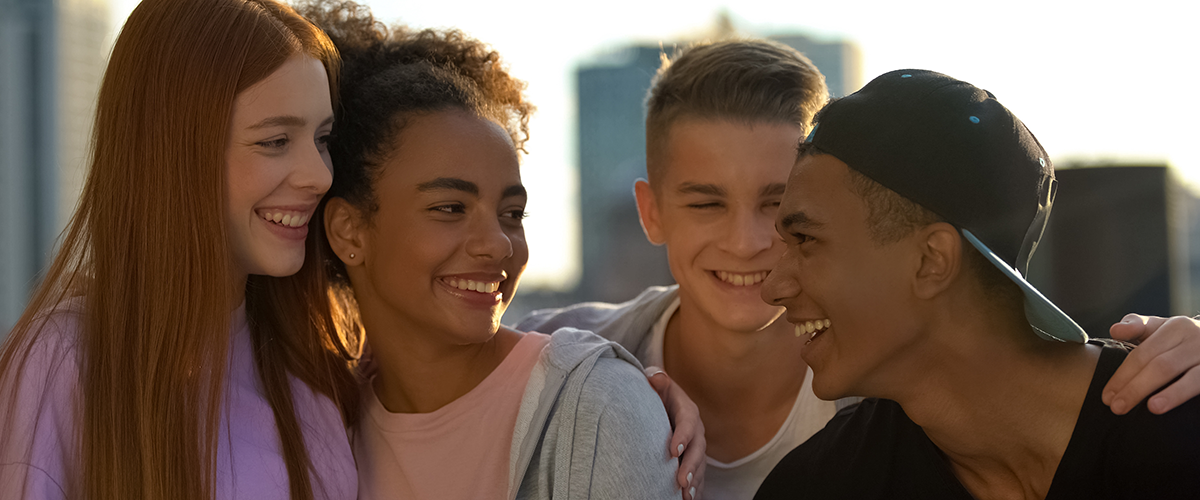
[779, 210, 825, 231]
[418, 177, 478, 195]
[677, 183, 725, 197]
[247, 115, 306, 130]
[503, 184, 528, 199]
[761, 183, 787, 197]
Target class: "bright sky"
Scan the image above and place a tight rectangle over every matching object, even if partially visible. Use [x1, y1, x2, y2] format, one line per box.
[110, 0, 1200, 290]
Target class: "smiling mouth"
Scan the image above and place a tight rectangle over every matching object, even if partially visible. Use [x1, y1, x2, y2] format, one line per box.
[713, 270, 768, 287]
[445, 277, 501, 294]
[795, 319, 831, 345]
[256, 210, 309, 228]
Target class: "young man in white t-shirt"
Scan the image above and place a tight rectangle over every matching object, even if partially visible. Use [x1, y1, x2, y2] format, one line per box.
[517, 43, 1200, 500]
[520, 40, 843, 500]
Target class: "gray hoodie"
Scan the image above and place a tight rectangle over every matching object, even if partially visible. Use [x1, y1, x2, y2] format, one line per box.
[509, 326, 679, 500]
[514, 286, 677, 364]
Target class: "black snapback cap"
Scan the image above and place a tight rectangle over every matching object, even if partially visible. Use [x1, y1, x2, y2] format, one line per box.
[805, 69, 1087, 343]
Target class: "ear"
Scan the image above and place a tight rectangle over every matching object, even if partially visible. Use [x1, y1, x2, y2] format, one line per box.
[324, 197, 367, 266]
[912, 222, 963, 300]
[633, 179, 666, 246]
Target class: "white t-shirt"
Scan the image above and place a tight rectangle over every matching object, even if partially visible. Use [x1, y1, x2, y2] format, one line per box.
[642, 298, 838, 500]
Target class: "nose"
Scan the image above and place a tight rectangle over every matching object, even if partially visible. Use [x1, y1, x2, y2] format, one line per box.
[466, 213, 514, 261]
[293, 140, 334, 195]
[761, 247, 801, 306]
[717, 204, 778, 259]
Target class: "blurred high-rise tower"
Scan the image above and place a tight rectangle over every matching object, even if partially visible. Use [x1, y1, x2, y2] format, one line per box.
[0, 0, 109, 333]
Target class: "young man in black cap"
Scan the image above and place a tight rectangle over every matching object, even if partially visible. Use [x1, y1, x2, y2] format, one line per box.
[756, 69, 1200, 499]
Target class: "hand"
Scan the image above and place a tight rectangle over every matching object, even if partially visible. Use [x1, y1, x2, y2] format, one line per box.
[1104, 314, 1200, 415]
[645, 366, 706, 500]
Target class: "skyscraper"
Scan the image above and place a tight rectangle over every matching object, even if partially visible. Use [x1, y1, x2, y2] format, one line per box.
[0, 0, 109, 333]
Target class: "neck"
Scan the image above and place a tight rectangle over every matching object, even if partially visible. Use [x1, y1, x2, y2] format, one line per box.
[881, 313, 1099, 499]
[362, 310, 520, 414]
[663, 292, 808, 461]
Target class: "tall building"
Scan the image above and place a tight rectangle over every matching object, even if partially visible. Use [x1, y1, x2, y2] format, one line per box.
[570, 34, 863, 304]
[574, 46, 673, 303]
[1026, 165, 1196, 336]
[0, 0, 109, 334]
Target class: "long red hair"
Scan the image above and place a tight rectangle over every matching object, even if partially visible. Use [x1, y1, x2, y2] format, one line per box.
[0, 0, 357, 498]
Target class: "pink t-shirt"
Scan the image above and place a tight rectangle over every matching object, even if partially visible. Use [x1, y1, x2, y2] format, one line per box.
[0, 303, 357, 500]
[354, 332, 552, 500]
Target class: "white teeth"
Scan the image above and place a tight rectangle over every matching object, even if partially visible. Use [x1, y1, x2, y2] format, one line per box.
[796, 319, 831, 341]
[260, 212, 310, 227]
[717, 271, 766, 286]
[448, 278, 500, 293]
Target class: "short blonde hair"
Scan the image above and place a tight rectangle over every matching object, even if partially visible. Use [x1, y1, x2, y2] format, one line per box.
[645, 39, 828, 184]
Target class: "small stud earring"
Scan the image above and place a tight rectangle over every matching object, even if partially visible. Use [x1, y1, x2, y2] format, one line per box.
[349, 253, 356, 259]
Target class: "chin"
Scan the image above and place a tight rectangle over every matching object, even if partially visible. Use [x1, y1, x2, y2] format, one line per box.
[248, 255, 306, 278]
[809, 374, 850, 402]
[712, 305, 785, 333]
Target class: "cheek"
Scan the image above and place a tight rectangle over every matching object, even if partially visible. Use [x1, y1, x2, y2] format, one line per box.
[226, 156, 283, 210]
[509, 229, 530, 268]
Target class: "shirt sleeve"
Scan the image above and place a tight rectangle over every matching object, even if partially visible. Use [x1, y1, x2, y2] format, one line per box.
[0, 313, 83, 500]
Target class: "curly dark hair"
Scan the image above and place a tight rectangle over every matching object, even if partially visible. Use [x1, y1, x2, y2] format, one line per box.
[298, 0, 533, 215]
[297, 0, 532, 296]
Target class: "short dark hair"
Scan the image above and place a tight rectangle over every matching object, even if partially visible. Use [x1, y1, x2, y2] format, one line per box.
[797, 142, 1022, 304]
[644, 39, 828, 184]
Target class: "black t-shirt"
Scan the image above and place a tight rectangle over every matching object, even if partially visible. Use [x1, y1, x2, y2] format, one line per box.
[754, 344, 1200, 499]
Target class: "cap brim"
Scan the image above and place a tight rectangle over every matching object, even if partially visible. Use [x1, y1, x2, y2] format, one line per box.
[961, 229, 1088, 343]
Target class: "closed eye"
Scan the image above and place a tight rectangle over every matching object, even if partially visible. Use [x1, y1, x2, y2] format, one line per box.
[791, 233, 814, 244]
[687, 202, 722, 210]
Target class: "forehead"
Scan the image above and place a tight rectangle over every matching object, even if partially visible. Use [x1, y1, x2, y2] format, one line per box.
[659, 119, 802, 192]
[780, 154, 866, 228]
[230, 55, 331, 127]
[381, 110, 520, 187]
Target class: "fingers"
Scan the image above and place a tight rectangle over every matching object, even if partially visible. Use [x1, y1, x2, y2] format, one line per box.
[1109, 314, 1170, 344]
[644, 366, 672, 402]
[1142, 365, 1200, 414]
[642, 366, 706, 498]
[686, 457, 706, 500]
[1104, 316, 1200, 414]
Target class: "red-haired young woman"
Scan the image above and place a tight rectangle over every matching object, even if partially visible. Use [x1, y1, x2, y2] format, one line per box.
[0, 1, 358, 498]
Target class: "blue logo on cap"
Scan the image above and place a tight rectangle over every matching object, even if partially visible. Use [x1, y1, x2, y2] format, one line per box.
[969, 116, 980, 124]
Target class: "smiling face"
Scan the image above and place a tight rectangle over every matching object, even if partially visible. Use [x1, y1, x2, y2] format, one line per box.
[761, 153, 925, 400]
[225, 54, 334, 279]
[344, 109, 528, 345]
[637, 119, 802, 333]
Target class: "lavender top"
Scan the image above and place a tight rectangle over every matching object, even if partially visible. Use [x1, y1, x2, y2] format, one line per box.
[0, 303, 356, 499]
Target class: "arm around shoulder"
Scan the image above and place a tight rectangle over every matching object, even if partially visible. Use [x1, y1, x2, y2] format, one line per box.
[575, 357, 680, 500]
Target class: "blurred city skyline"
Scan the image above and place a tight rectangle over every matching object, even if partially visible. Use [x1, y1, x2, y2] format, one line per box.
[107, 0, 1199, 291]
[3, 0, 1194, 333]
